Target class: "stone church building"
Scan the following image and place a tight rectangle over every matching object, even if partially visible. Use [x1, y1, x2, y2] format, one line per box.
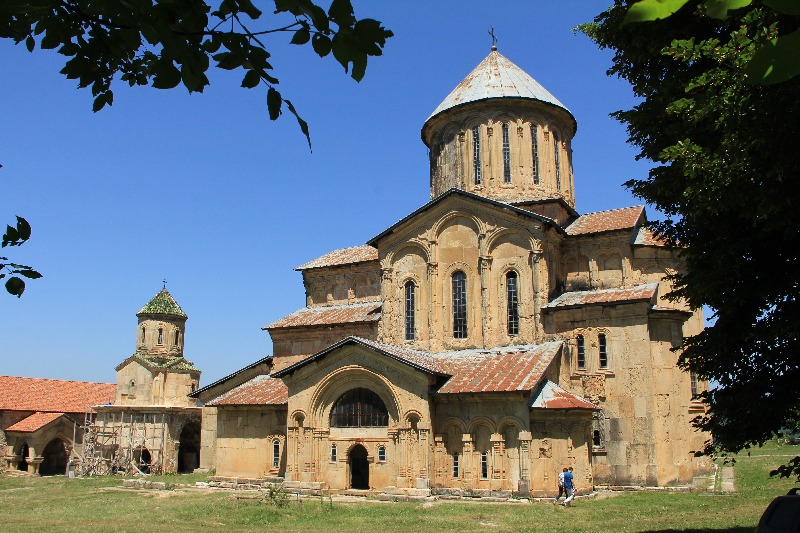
[191, 49, 710, 496]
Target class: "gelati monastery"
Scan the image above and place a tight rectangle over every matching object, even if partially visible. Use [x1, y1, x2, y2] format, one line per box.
[1, 48, 711, 497]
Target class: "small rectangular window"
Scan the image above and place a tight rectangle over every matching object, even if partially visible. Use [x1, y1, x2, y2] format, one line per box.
[330, 444, 337, 463]
[272, 439, 280, 468]
[480, 452, 489, 479]
[690, 371, 699, 399]
[452, 452, 459, 478]
[577, 335, 586, 369]
[378, 445, 386, 462]
[599, 333, 608, 369]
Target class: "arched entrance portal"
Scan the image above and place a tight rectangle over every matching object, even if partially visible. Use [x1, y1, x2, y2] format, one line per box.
[134, 447, 152, 474]
[178, 421, 201, 473]
[17, 443, 30, 472]
[40, 438, 68, 476]
[349, 444, 369, 489]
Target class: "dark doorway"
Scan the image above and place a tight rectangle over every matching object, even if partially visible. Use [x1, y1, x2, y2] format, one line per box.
[40, 438, 68, 476]
[349, 444, 369, 489]
[134, 448, 151, 474]
[178, 421, 201, 473]
[17, 443, 29, 472]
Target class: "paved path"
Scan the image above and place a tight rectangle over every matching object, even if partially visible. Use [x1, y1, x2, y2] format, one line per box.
[720, 466, 735, 492]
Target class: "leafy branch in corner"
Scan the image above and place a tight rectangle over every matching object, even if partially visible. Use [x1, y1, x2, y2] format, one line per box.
[1, 216, 43, 297]
[0, 0, 393, 148]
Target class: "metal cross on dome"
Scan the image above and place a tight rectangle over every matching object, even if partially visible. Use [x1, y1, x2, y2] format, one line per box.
[489, 26, 498, 50]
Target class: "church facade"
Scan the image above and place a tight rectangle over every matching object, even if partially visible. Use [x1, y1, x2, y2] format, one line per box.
[192, 49, 711, 495]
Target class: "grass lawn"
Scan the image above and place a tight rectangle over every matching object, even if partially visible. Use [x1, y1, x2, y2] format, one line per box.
[1, 444, 798, 532]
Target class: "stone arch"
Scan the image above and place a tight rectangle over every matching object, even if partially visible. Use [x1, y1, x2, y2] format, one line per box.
[309, 364, 401, 428]
[430, 211, 482, 243]
[40, 437, 68, 476]
[290, 409, 307, 427]
[485, 227, 539, 255]
[16, 441, 30, 472]
[348, 443, 370, 489]
[440, 417, 466, 454]
[384, 241, 431, 267]
[403, 409, 425, 428]
[177, 419, 201, 473]
[466, 417, 496, 435]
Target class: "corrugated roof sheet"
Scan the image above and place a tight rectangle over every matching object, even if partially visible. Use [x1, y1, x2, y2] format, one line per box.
[530, 381, 598, 410]
[5, 412, 66, 433]
[565, 206, 645, 236]
[427, 50, 571, 121]
[265, 301, 382, 329]
[206, 375, 288, 406]
[434, 342, 562, 394]
[296, 245, 378, 270]
[544, 283, 658, 309]
[137, 288, 187, 318]
[0, 376, 115, 413]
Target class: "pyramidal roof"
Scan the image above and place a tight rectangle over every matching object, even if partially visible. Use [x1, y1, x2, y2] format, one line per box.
[427, 49, 572, 122]
[137, 288, 187, 318]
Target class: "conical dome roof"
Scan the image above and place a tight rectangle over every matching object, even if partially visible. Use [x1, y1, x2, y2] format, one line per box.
[137, 288, 187, 318]
[426, 49, 573, 124]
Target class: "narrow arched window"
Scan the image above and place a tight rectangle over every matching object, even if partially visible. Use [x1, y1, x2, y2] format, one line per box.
[599, 333, 608, 368]
[157, 328, 163, 345]
[452, 452, 460, 478]
[141, 326, 146, 343]
[377, 445, 386, 462]
[690, 371, 699, 399]
[330, 388, 389, 428]
[553, 130, 561, 191]
[272, 439, 280, 468]
[330, 444, 337, 463]
[480, 451, 489, 479]
[174, 329, 179, 346]
[404, 281, 415, 341]
[577, 335, 586, 369]
[506, 271, 519, 335]
[502, 123, 511, 182]
[531, 124, 540, 185]
[593, 430, 602, 448]
[452, 271, 467, 339]
[472, 126, 482, 185]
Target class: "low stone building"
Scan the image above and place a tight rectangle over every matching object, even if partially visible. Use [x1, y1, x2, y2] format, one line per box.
[85, 288, 202, 475]
[193, 48, 711, 495]
[0, 376, 115, 475]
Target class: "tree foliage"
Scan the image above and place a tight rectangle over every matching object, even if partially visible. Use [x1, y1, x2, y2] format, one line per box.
[1, 216, 42, 297]
[580, 1, 800, 478]
[0, 0, 393, 147]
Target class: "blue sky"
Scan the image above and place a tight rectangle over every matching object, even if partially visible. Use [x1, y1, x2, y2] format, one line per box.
[0, 2, 656, 385]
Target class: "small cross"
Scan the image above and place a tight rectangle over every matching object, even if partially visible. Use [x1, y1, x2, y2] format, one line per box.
[162, 279, 167, 289]
[488, 26, 497, 50]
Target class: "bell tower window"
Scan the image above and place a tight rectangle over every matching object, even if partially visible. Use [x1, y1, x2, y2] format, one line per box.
[174, 329, 179, 346]
[502, 123, 511, 182]
[472, 126, 482, 185]
[553, 130, 562, 191]
[157, 328, 163, 345]
[531, 125, 540, 185]
[404, 281, 416, 341]
[452, 271, 468, 339]
[506, 271, 519, 335]
[141, 326, 146, 343]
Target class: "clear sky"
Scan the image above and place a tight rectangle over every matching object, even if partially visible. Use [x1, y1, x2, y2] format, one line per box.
[0, 1, 656, 386]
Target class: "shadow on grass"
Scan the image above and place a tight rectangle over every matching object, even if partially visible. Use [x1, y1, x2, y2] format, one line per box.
[641, 529, 752, 533]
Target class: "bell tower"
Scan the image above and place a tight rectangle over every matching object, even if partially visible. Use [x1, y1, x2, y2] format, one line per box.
[136, 287, 187, 359]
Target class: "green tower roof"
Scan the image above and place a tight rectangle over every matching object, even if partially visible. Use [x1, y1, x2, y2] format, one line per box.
[137, 288, 187, 318]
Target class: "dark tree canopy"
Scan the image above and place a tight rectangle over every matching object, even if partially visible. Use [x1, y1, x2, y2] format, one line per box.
[581, 0, 800, 477]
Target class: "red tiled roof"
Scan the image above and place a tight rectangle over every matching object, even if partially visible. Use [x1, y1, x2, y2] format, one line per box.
[435, 342, 562, 394]
[265, 301, 381, 329]
[207, 375, 288, 406]
[530, 381, 598, 410]
[5, 412, 66, 433]
[566, 206, 644, 236]
[633, 226, 668, 246]
[0, 376, 115, 413]
[353, 337, 451, 375]
[296, 245, 378, 270]
[544, 283, 658, 309]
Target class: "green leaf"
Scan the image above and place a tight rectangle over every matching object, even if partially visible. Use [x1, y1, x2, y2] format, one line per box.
[291, 27, 310, 45]
[17, 269, 42, 279]
[285, 99, 311, 151]
[328, 0, 355, 28]
[15, 216, 31, 241]
[152, 61, 181, 89]
[745, 29, 800, 84]
[3, 224, 19, 246]
[5, 276, 25, 297]
[25, 35, 34, 52]
[267, 87, 282, 120]
[241, 69, 261, 88]
[763, 0, 800, 16]
[704, 0, 752, 20]
[92, 93, 110, 112]
[312, 33, 332, 57]
[214, 51, 245, 70]
[236, 0, 263, 19]
[623, 0, 692, 24]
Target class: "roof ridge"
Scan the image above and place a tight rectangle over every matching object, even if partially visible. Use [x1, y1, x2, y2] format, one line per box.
[578, 205, 644, 216]
[0, 375, 114, 386]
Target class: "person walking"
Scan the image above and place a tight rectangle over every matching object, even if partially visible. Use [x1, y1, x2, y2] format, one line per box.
[555, 467, 567, 501]
[563, 466, 575, 507]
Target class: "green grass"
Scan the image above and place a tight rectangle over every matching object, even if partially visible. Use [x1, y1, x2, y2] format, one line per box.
[1, 444, 798, 532]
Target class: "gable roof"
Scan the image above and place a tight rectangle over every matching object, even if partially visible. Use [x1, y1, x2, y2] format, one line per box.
[530, 381, 598, 410]
[116, 353, 199, 373]
[632, 226, 670, 247]
[544, 283, 659, 310]
[5, 412, 67, 433]
[367, 188, 562, 247]
[137, 288, 187, 318]
[206, 375, 288, 406]
[565, 206, 645, 236]
[434, 342, 563, 394]
[189, 356, 272, 400]
[426, 50, 574, 131]
[0, 376, 115, 413]
[264, 301, 381, 330]
[296, 245, 378, 271]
